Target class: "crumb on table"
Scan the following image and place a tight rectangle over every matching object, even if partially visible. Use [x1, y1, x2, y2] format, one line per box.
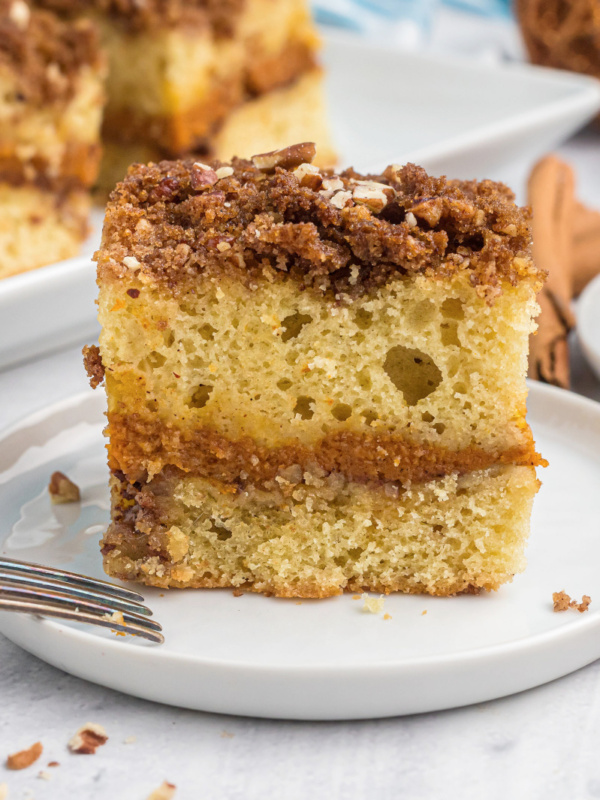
[552, 590, 591, 613]
[6, 741, 43, 770]
[68, 723, 108, 754]
[147, 781, 177, 800]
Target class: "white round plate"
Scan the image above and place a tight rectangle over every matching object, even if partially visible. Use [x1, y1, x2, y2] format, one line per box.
[578, 274, 600, 381]
[0, 383, 599, 720]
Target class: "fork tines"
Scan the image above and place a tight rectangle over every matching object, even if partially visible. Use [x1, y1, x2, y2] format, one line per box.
[0, 557, 163, 644]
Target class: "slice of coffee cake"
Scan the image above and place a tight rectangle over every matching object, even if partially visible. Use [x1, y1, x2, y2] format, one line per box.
[87, 143, 546, 597]
[0, 0, 105, 278]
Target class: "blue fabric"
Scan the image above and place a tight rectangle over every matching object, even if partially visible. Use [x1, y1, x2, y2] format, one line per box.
[313, 0, 512, 32]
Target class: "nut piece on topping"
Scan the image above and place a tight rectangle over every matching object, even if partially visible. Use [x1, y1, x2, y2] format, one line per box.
[8, 0, 30, 29]
[215, 166, 234, 180]
[352, 182, 392, 213]
[48, 471, 80, 505]
[330, 190, 353, 210]
[147, 781, 177, 800]
[409, 197, 444, 227]
[191, 163, 218, 189]
[293, 162, 322, 190]
[68, 723, 108, 755]
[6, 741, 43, 771]
[252, 142, 316, 172]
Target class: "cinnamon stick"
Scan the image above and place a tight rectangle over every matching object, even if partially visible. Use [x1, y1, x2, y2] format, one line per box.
[527, 155, 576, 389]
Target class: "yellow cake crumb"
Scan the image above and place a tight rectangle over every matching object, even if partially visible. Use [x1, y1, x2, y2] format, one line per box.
[362, 594, 385, 614]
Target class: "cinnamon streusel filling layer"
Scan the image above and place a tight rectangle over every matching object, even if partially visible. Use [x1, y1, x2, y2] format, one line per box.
[106, 411, 544, 488]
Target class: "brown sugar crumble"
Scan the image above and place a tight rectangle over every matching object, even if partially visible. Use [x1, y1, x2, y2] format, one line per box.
[0, 1, 102, 106]
[6, 741, 43, 770]
[97, 147, 541, 304]
[553, 591, 591, 613]
[83, 344, 105, 389]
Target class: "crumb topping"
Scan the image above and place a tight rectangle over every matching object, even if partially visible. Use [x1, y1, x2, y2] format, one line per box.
[97, 145, 542, 301]
[83, 344, 105, 388]
[31, 0, 244, 35]
[0, 1, 102, 105]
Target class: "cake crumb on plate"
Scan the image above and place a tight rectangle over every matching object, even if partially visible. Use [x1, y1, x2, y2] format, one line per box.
[362, 594, 385, 614]
[553, 591, 591, 613]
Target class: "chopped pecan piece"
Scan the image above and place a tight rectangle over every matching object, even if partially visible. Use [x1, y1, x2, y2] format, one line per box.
[48, 471, 80, 504]
[68, 723, 108, 754]
[253, 142, 316, 172]
[6, 741, 43, 770]
[191, 163, 218, 189]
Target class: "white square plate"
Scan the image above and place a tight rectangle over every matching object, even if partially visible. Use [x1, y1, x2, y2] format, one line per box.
[1, 35, 599, 371]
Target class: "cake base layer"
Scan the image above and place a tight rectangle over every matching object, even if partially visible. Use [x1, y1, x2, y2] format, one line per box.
[0, 184, 89, 279]
[102, 465, 539, 598]
[97, 69, 335, 194]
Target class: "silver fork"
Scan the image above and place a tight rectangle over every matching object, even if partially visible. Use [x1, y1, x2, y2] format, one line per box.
[0, 557, 164, 644]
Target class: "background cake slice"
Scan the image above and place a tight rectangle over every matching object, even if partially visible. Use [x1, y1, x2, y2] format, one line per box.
[87, 143, 545, 598]
[0, 0, 105, 278]
[33, 0, 335, 193]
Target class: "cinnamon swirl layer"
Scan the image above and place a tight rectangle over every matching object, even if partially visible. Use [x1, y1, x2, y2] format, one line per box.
[101, 464, 540, 597]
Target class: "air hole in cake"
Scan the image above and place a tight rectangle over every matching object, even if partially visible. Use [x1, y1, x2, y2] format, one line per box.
[331, 403, 352, 421]
[440, 321, 460, 347]
[208, 521, 232, 540]
[421, 411, 435, 423]
[454, 382, 468, 395]
[146, 351, 166, 368]
[163, 331, 175, 347]
[362, 410, 378, 426]
[408, 300, 436, 330]
[434, 422, 446, 435]
[383, 346, 443, 406]
[432, 524, 444, 533]
[294, 396, 315, 420]
[281, 312, 312, 342]
[285, 350, 299, 366]
[441, 298, 465, 320]
[277, 378, 293, 391]
[198, 323, 217, 341]
[188, 384, 213, 409]
[357, 369, 372, 391]
[354, 308, 373, 330]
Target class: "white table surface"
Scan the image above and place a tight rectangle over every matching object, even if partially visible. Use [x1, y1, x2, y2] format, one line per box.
[2, 21, 600, 800]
